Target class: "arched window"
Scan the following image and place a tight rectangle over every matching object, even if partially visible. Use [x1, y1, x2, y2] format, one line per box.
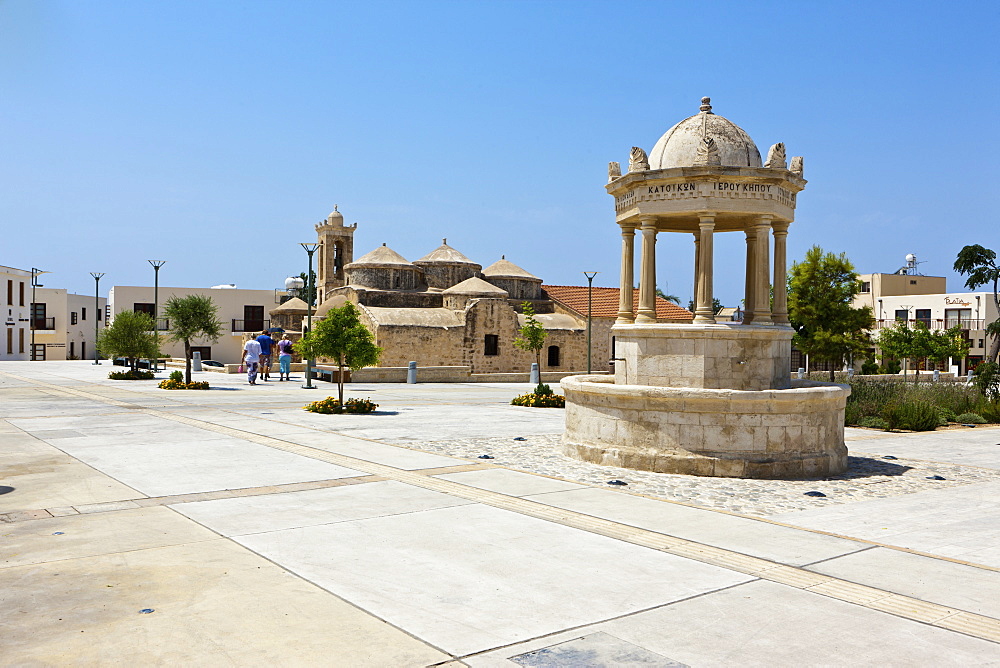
[547, 345, 560, 367]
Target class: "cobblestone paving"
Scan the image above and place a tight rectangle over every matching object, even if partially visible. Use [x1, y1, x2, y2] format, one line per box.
[407, 434, 1000, 517]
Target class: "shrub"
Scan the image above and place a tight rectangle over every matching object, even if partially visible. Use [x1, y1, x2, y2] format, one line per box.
[978, 401, 1000, 424]
[511, 387, 566, 408]
[169, 370, 184, 382]
[955, 412, 987, 424]
[108, 369, 155, 380]
[937, 406, 956, 424]
[857, 416, 888, 430]
[902, 401, 941, 431]
[860, 360, 880, 375]
[158, 379, 210, 390]
[880, 360, 902, 375]
[304, 397, 378, 414]
[844, 402, 863, 426]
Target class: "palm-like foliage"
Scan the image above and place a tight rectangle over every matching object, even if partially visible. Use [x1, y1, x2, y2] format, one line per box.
[954, 244, 1000, 363]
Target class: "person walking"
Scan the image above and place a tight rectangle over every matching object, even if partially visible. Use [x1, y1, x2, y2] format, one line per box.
[256, 329, 276, 381]
[277, 334, 294, 381]
[243, 334, 262, 385]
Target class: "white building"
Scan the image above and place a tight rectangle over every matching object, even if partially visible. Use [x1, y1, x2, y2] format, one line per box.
[30, 288, 108, 361]
[108, 285, 285, 363]
[854, 256, 998, 374]
[2, 265, 32, 361]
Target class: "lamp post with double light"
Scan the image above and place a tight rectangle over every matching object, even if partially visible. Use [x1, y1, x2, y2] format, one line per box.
[300, 243, 319, 389]
[583, 272, 599, 373]
[90, 272, 104, 364]
[148, 260, 166, 371]
[30, 268, 50, 361]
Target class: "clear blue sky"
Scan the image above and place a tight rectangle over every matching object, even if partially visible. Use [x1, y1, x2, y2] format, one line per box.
[2, 0, 997, 306]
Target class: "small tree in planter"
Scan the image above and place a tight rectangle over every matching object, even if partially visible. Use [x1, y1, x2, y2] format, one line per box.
[163, 295, 223, 384]
[514, 302, 547, 369]
[96, 311, 160, 375]
[295, 302, 382, 407]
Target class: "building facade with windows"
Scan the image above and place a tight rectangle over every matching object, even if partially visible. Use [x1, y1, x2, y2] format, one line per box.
[29, 288, 108, 361]
[108, 286, 284, 363]
[2, 265, 31, 361]
[853, 267, 997, 375]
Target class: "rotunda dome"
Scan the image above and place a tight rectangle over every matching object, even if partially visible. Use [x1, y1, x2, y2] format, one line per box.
[648, 98, 762, 169]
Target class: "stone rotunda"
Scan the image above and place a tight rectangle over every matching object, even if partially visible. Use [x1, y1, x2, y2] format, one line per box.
[562, 97, 850, 479]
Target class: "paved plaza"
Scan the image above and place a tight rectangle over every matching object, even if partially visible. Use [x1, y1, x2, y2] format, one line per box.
[2, 362, 1000, 666]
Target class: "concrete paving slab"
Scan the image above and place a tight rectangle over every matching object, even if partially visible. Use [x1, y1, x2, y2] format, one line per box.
[858, 427, 1000, 470]
[0, 446, 143, 512]
[41, 431, 367, 497]
[0, 538, 450, 666]
[435, 468, 585, 497]
[522, 487, 867, 566]
[0, 506, 217, 568]
[172, 480, 474, 536]
[806, 546, 1000, 618]
[279, 431, 469, 469]
[769, 481, 1000, 568]
[468, 580, 1000, 667]
[235, 503, 752, 656]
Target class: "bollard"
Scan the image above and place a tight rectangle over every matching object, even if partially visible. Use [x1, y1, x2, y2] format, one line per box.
[192, 350, 202, 372]
[530, 362, 540, 385]
[407, 361, 417, 384]
[797, 367, 805, 380]
[933, 369, 940, 382]
[967, 370, 975, 386]
[847, 368, 854, 379]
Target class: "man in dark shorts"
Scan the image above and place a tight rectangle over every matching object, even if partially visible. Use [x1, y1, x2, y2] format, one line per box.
[256, 329, 276, 381]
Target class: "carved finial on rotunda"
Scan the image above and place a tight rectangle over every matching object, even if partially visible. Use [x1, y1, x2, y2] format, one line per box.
[628, 147, 649, 173]
[608, 161, 621, 182]
[700, 96, 713, 113]
[790, 156, 804, 176]
[765, 142, 787, 169]
[693, 136, 721, 166]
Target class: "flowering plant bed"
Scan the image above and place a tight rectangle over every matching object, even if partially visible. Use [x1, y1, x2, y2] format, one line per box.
[108, 370, 155, 380]
[511, 383, 565, 408]
[304, 397, 379, 414]
[158, 379, 210, 390]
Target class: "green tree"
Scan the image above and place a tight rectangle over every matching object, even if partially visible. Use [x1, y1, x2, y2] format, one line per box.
[876, 320, 913, 376]
[686, 297, 723, 314]
[929, 326, 971, 376]
[954, 244, 1000, 363]
[96, 311, 160, 372]
[163, 295, 223, 383]
[514, 302, 547, 368]
[788, 246, 873, 381]
[295, 302, 382, 405]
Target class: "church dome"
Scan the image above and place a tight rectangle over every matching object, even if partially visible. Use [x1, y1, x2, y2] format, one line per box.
[414, 240, 483, 290]
[415, 239, 479, 266]
[349, 243, 415, 268]
[649, 97, 762, 169]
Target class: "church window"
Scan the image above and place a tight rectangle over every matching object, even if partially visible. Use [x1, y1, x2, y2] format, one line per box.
[547, 345, 560, 367]
[484, 334, 499, 356]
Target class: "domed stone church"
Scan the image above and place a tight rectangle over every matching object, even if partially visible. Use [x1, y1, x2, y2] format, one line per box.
[270, 207, 692, 375]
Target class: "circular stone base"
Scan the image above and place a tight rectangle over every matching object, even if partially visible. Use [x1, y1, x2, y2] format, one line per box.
[562, 375, 850, 479]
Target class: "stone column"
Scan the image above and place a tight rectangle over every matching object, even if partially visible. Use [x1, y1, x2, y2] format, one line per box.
[616, 223, 637, 324]
[636, 217, 658, 323]
[692, 232, 700, 315]
[752, 216, 773, 324]
[694, 214, 716, 324]
[743, 227, 756, 325]
[772, 221, 790, 325]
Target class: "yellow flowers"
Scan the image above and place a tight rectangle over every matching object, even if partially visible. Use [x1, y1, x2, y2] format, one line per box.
[158, 379, 210, 390]
[510, 392, 565, 408]
[304, 397, 379, 414]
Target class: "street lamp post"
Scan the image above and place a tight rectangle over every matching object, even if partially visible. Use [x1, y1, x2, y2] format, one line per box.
[29, 268, 50, 361]
[583, 272, 599, 373]
[90, 272, 104, 365]
[300, 243, 319, 389]
[148, 260, 166, 371]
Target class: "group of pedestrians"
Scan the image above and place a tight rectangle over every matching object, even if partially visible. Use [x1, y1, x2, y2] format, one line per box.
[242, 330, 295, 385]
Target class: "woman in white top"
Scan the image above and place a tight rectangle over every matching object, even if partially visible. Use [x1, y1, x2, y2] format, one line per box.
[243, 335, 262, 385]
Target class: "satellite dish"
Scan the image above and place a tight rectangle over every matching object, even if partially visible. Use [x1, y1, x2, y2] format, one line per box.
[905, 253, 916, 263]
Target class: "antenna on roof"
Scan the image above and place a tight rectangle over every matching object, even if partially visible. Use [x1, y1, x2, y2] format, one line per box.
[895, 253, 925, 276]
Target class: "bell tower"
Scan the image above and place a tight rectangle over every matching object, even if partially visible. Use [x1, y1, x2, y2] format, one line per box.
[315, 206, 356, 302]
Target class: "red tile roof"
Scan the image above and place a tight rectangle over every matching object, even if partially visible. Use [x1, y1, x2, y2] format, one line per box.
[542, 285, 693, 321]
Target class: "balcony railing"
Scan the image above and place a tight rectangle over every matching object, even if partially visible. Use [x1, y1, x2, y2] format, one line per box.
[30, 317, 55, 330]
[232, 319, 269, 333]
[875, 318, 985, 331]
